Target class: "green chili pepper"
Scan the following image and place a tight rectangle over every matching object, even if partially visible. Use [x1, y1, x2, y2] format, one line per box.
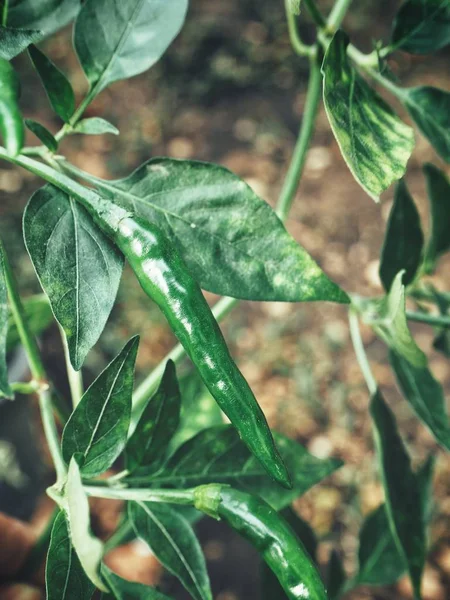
[0, 58, 24, 156]
[195, 485, 328, 600]
[91, 210, 290, 489]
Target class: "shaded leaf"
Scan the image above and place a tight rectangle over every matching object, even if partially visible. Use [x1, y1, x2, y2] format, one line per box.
[126, 360, 181, 473]
[356, 454, 435, 586]
[402, 86, 450, 162]
[423, 163, 450, 270]
[28, 44, 75, 122]
[0, 25, 43, 60]
[101, 565, 171, 599]
[0, 249, 12, 399]
[370, 390, 426, 598]
[129, 502, 212, 600]
[83, 158, 349, 303]
[23, 185, 123, 370]
[7, 0, 80, 36]
[392, 0, 450, 54]
[355, 271, 427, 367]
[25, 119, 57, 152]
[322, 31, 414, 201]
[327, 550, 346, 600]
[0, 57, 24, 156]
[126, 425, 343, 511]
[65, 458, 106, 591]
[379, 179, 424, 292]
[46, 510, 95, 600]
[74, 0, 188, 95]
[390, 351, 450, 450]
[73, 118, 119, 136]
[7, 294, 53, 351]
[62, 336, 139, 477]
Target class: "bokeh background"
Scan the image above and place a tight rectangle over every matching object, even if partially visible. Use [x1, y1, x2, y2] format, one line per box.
[0, 1, 449, 598]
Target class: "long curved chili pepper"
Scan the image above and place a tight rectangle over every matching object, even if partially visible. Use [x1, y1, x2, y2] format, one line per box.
[0, 58, 24, 156]
[92, 210, 291, 489]
[194, 485, 328, 600]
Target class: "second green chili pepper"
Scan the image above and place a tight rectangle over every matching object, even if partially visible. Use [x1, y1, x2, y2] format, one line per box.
[91, 209, 291, 489]
[194, 485, 328, 600]
[0, 58, 24, 156]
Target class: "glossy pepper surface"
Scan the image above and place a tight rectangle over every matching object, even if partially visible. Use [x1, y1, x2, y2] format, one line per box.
[0, 58, 24, 156]
[95, 211, 290, 488]
[195, 485, 328, 600]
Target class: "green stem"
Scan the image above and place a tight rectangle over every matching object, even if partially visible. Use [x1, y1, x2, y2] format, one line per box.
[84, 485, 196, 505]
[284, 0, 315, 56]
[39, 387, 66, 482]
[59, 324, 84, 406]
[1, 0, 8, 26]
[327, 0, 353, 31]
[276, 53, 322, 221]
[18, 508, 59, 580]
[303, 0, 326, 28]
[348, 308, 377, 396]
[406, 311, 450, 328]
[10, 381, 40, 395]
[104, 519, 135, 553]
[0, 238, 46, 383]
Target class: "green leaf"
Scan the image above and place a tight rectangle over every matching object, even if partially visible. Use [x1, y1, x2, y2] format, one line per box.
[84, 158, 349, 303]
[62, 336, 139, 477]
[401, 86, 450, 163]
[0, 249, 12, 399]
[0, 57, 24, 156]
[167, 369, 224, 453]
[28, 44, 75, 123]
[379, 179, 424, 292]
[370, 390, 426, 598]
[392, 0, 450, 55]
[390, 351, 450, 450]
[102, 565, 171, 599]
[65, 457, 107, 592]
[7, 0, 80, 36]
[46, 510, 95, 600]
[7, 294, 53, 352]
[327, 550, 346, 600]
[356, 454, 435, 587]
[23, 185, 123, 370]
[73, 118, 119, 136]
[24, 119, 58, 152]
[126, 425, 343, 511]
[354, 271, 427, 368]
[322, 31, 414, 201]
[0, 25, 43, 60]
[126, 360, 181, 473]
[423, 164, 450, 270]
[74, 0, 188, 95]
[129, 502, 212, 600]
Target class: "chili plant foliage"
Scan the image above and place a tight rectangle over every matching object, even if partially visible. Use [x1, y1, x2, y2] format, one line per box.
[0, 0, 449, 598]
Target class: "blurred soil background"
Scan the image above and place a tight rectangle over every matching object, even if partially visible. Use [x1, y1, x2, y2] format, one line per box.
[0, 1, 449, 599]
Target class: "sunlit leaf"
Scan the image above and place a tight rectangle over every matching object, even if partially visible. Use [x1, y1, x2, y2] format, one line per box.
[74, 0, 188, 95]
[28, 44, 75, 123]
[73, 118, 119, 136]
[129, 502, 212, 600]
[0, 25, 43, 60]
[125, 425, 343, 511]
[23, 185, 123, 370]
[62, 337, 139, 477]
[379, 179, 424, 292]
[392, 0, 450, 54]
[78, 158, 349, 303]
[390, 351, 450, 450]
[322, 31, 414, 201]
[46, 511, 95, 600]
[370, 390, 426, 598]
[126, 360, 181, 473]
[65, 458, 107, 591]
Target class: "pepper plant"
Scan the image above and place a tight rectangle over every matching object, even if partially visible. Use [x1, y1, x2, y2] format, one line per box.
[0, 0, 449, 598]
